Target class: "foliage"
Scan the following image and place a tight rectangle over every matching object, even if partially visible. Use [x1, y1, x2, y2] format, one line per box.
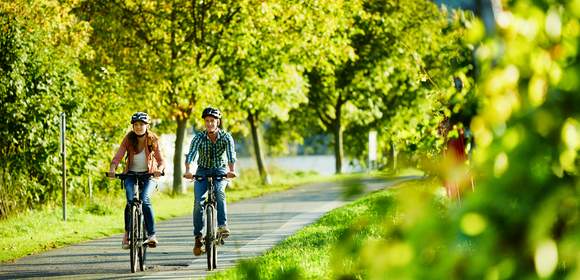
[449, 0, 579, 277]
[335, 0, 580, 279]
[218, 0, 579, 278]
[0, 0, 97, 217]
[344, 2, 474, 165]
[218, 0, 356, 179]
[289, 0, 473, 172]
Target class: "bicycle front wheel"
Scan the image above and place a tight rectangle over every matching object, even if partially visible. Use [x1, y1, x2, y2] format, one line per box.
[205, 205, 216, 271]
[130, 205, 138, 273]
[138, 209, 147, 271]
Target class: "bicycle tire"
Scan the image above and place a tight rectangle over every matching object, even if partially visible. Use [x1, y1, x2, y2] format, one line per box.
[205, 205, 215, 271]
[130, 205, 138, 273]
[138, 208, 147, 271]
[212, 238, 217, 268]
[212, 207, 217, 269]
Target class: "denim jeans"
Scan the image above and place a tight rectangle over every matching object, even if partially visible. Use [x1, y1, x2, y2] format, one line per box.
[124, 173, 156, 236]
[193, 167, 228, 237]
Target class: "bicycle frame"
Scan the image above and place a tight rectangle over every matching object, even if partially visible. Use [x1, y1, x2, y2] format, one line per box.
[109, 172, 160, 273]
[193, 174, 227, 271]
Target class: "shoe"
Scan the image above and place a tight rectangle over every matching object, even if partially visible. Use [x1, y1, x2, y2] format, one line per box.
[193, 235, 203, 256]
[218, 225, 230, 238]
[147, 234, 158, 248]
[122, 232, 129, 250]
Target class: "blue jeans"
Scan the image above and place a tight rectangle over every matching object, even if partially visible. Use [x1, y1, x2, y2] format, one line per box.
[193, 167, 228, 237]
[124, 174, 156, 236]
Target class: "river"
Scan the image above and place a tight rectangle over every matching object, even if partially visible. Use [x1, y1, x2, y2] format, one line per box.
[157, 134, 363, 188]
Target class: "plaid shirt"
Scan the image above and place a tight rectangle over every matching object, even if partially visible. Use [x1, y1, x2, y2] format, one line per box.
[185, 129, 236, 168]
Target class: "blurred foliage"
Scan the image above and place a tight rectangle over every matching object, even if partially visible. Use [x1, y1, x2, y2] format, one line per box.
[333, 0, 580, 279]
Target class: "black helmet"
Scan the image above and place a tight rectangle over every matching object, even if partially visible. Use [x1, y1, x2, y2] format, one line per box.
[201, 107, 222, 119]
[131, 112, 150, 124]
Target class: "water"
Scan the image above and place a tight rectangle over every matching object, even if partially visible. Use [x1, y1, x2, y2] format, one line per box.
[236, 155, 362, 175]
[157, 134, 363, 188]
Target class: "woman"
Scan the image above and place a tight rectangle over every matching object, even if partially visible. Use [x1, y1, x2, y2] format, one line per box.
[108, 112, 165, 249]
[183, 107, 237, 256]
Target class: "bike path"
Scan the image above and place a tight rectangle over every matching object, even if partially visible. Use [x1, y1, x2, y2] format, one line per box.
[0, 176, 418, 279]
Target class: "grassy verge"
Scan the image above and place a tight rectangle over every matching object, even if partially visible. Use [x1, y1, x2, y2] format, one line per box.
[208, 178, 439, 280]
[0, 168, 372, 263]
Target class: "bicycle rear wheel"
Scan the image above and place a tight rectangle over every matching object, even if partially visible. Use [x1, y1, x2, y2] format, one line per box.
[138, 209, 147, 271]
[205, 205, 216, 271]
[130, 205, 138, 273]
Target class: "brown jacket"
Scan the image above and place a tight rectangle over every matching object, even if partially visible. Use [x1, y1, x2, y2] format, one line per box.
[111, 133, 164, 173]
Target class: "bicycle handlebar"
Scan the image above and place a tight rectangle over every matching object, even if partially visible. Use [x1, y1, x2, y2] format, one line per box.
[105, 172, 165, 180]
[193, 174, 228, 180]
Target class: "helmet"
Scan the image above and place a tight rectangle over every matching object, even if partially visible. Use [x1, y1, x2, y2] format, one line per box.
[131, 112, 150, 124]
[201, 107, 222, 119]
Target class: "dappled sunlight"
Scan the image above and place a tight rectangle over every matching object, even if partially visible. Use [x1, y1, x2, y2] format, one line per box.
[534, 239, 558, 278]
[493, 152, 509, 177]
[528, 76, 548, 107]
[460, 212, 487, 236]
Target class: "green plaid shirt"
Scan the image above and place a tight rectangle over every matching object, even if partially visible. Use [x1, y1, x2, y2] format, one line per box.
[185, 129, 236, 168]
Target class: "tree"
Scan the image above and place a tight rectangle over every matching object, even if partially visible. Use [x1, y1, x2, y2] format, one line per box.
[219, 0, 354, 183]
[78, 0, 257, 193]
[304, 0, 470, 173]
[0, 0, 104, 217]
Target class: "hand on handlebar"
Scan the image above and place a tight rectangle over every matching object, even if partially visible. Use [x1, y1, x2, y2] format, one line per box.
[226, 171, 237, 179]
[153, 171, 162, 178]
[183, 172, 193, 180]
[107, 171, 115, 179]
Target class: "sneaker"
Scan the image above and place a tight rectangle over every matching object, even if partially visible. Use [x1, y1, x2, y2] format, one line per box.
[193, 235, 204, 256]
[122, 232, 130, 250]
[218, 225, 230, 238]
[147, 234, 158, 248]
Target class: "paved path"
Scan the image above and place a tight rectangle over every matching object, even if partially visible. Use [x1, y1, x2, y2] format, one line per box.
[0, 176, 417, 279]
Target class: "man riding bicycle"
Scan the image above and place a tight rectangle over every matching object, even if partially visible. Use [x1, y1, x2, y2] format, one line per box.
[183, 107, 237, 256]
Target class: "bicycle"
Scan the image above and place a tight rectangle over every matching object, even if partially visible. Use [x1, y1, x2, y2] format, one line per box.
[193, 174, 228, 271]
[107, 172, 162, 273]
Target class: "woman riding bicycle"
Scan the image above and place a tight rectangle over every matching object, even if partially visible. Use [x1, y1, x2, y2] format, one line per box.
[107, 112, 165, 249]
[183, 107, 237, 256]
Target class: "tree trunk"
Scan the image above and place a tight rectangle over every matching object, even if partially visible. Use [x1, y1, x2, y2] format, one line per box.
[333, 122, 343, 174]
[391, 141, 397, 172]
[173, 117, 187, 194]
[333, 97, 344, 174]
[0, 166, 6, 218]
[248, 111, 271, 184]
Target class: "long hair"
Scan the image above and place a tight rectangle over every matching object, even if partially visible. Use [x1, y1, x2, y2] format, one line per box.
[127, 130, 159, 154]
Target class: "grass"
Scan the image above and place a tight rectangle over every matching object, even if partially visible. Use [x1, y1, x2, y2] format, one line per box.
[0, 167, 371, 263]
[208, 178, 436, 280]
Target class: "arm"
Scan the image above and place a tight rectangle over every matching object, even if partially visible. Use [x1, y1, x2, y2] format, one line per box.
[153, 141, 165, 176]
[108, 136, 128, 178]
[225, 133, 237, 178]
[184, 133, 201, 178]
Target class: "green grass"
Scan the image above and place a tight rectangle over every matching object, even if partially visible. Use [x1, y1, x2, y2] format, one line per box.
[208, 178, 433, 280]
[0, 168, 370, 263]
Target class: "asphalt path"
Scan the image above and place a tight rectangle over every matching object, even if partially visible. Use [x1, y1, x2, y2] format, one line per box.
[0, 176, 418, 279]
